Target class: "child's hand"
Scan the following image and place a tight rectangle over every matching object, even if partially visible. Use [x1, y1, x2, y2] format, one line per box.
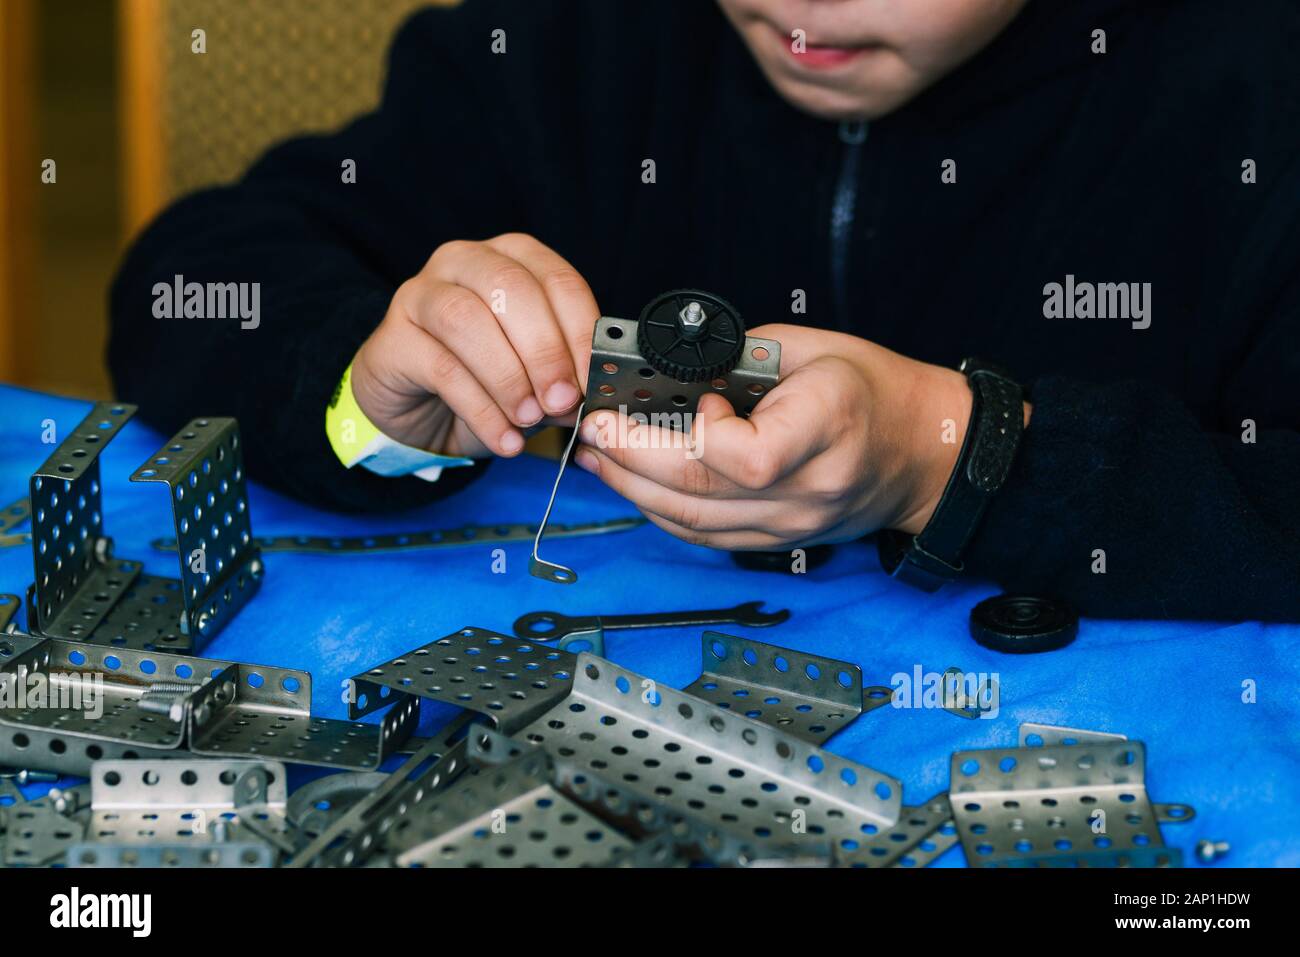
[572, 325, 999, 549]
[350, 233, 597, 457]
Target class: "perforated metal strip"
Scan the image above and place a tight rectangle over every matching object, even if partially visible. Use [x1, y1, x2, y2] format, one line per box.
[838, 794, 955, 868]
[67, 841, 275, 868]
[950, 740, 1170, 867]
[0, 497, 30, 536]
[2, 784, 91, 866]
[151, 516, 645, 555]
[516, 653, 901, 858]
[684, 632, 870, 744]
[348, 626, 577, 734]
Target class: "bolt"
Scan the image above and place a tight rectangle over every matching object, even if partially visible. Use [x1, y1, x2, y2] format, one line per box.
[1195, 839, 1230, 864]
[678, 300, 708, 340]
[0, 767, 60, 785]
[135, 696, 185, 722]
[209, 819, 231, 843]
[146, 682, 201, 694]
[248, 558, 265, 582]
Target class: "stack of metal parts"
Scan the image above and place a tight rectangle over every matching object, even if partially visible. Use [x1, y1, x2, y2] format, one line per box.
[0, 625, 1195, 868]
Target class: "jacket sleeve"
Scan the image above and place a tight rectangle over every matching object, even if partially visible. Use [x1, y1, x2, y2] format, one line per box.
[964, 187, 1300, 622]
[108, 5, 526, 512]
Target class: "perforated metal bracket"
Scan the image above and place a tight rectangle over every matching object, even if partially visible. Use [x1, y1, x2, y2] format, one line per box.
[515, 653, 902, 857]
[2, 783, 91, 866]
[837, 793, 957, 868]
[1019, 723, 1195, 825]
[347, 626, 577, 734]
[129, 416, 263, 651]
[67, 842, 275, 868]
[684, 632, 869, 744]
[941, 666, 998, 720]
[468, 724, 797, 866]
[186, 662, 418, 771]
[388, 747, 638, 868]
[0, 638, 197, 775]
[950, 739, 1176, 867]
[27, 402, 137, 640]
[87, 758, 288, 849]
[587, 315, 781, 422]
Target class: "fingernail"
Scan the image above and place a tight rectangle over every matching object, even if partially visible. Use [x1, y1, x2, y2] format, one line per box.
[544, 381, 579, 414]
[500, 430, 524, 454]
[579, 418, 599, 446]
[516, 397, 543, 426]
[574, 448, 598, 474]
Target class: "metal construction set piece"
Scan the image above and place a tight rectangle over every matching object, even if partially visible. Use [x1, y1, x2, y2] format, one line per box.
[150, 515, 645, 556]
[530, 290, 782, 585]
[0, 636, 416, 776]
[0, 497, 31, 547]
[683, 631, 890, 744]
[20, 403, 262, 654]
[950, 733, 1187, 868]
[837, 793, 959, 868]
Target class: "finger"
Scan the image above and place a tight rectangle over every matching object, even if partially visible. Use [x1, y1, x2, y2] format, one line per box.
[574, 446, 775, 533]
[437, 239, 580, 416]
[690, 379, 827, 490]
[393, 316, 524, 457]
[486, 233, 598, 394]
[404, 278, 542, 429]
[637, 508, 789, 551]
[577, 408, 746, 499]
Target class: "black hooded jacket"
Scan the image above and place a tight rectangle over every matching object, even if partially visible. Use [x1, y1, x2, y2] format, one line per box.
[109, 0, 1300, 621]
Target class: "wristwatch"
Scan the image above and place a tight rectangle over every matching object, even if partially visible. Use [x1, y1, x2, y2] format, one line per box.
[877, 358, 1025, 591]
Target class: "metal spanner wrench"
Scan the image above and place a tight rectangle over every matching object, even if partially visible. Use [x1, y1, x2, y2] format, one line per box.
[512, 600, 790, 646]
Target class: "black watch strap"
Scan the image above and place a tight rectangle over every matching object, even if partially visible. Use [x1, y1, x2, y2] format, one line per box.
[878, 359, 1025, 591]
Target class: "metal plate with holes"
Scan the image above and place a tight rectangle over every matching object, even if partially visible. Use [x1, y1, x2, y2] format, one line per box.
[68, 842, 275, 868]
[1019, 722, 1128, 747]
[587, 315, 781, 422]
[838, 794, 955, 868]
[468, 724, 788, 866]
[27, 402, 136, 637]
[316, 736, 476, 868]
[684, 632, 868, 744]
[515, 653, 902, 856]
[129, 416, 263, 650]
[0, 595, 18, 633]
[3, 784, 91, 866]
[950, 740, 1170, 867]
[348, 626, 577, 734]
[990, 847, 1183, 868]
[152, 516, 645, 555]
[0, 639, 198, 771]
[88, 759, 287, 847]
[187, 663, 418, 771]
[0, 496, 31, 537]
[0, 630, 44, 662]
[389, 749, 636, 868]
[85, 573, 189, 651]
[941, 667, 997, 719]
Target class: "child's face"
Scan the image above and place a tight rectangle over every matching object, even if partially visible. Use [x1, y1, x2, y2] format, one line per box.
[718, 0, 1028, 120]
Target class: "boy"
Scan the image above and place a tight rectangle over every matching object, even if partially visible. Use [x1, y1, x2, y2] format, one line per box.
[110, 0, 1300, 620]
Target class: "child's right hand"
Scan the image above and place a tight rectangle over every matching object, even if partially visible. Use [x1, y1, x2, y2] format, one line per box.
[349, 233, 597, 458]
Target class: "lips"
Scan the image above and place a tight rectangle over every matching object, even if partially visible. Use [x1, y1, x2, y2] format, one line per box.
[768, 22, 881, 70]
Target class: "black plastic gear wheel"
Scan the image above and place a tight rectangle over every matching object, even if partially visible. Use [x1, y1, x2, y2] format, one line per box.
[636, 290, 746, 383]
[969, 594, 1079, 654]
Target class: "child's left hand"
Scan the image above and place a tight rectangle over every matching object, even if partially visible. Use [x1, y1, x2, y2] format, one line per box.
[574, 324, 984, 550]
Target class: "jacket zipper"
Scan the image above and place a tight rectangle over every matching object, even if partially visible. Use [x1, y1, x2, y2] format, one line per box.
[830, 120, 869, 329]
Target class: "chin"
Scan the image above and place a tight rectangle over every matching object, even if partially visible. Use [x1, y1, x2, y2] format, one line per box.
[772, 79, 908, 122]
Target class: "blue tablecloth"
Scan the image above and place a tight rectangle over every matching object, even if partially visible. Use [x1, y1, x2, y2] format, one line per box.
[1, 385, 1296, 866]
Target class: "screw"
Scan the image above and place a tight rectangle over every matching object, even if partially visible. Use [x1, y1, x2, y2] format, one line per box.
[135, 696, 185, 722]
[0, 767, 60, 785]
[209, 819, 231, 843]
[145, 681, 202, 694]
[1195, 839, 1230, 864]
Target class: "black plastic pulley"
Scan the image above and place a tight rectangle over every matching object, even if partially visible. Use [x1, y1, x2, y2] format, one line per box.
[637, 289, 746, 383]
[731, 545, 835, 574]
[969, 594, 1078, 654]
